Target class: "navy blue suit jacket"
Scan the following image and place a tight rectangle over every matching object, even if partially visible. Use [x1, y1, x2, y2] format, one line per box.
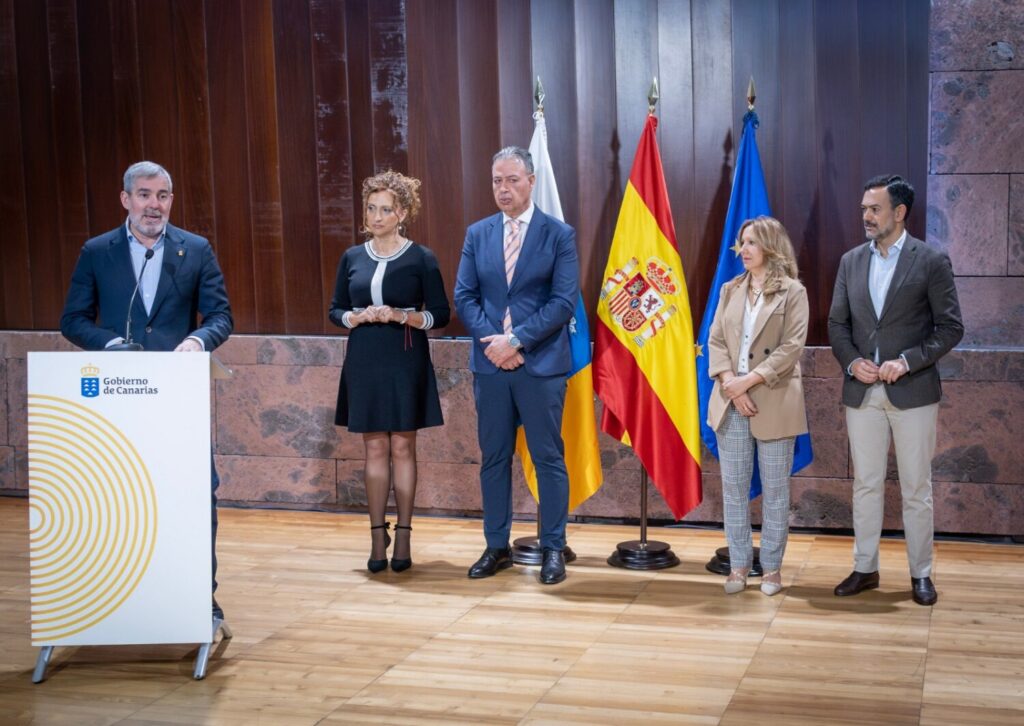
[454, 207, 579, 376]
[60, 223, 233, 352]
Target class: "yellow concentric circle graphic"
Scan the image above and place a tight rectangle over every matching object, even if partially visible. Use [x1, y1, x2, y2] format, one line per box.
[28, 394, 158, 642]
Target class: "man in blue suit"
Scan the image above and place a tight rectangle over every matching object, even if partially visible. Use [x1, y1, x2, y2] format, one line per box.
[61, 161, 233, 618]
[454, 146, 579, 585]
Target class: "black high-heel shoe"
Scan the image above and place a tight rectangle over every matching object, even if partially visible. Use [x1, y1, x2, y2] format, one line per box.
[367, 522, 391, 573]
[390, 524, 413, 572]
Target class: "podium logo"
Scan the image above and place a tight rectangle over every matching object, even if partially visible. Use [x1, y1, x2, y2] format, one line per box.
[27, 394, 157, 643]
[80, 364, 100, 398]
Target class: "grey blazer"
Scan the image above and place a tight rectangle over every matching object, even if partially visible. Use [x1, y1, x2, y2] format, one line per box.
[828, 234, 963, 409]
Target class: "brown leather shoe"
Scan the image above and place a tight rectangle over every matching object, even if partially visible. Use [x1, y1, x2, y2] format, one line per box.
[911, 576, 937, 606]
[834, 570, 880, 597]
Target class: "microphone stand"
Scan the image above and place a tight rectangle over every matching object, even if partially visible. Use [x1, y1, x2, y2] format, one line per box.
[108, 247, 154, 352]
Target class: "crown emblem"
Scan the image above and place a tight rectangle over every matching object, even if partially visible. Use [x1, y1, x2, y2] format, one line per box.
[81, 364, 100, 377]
[645, 258, 677, 296]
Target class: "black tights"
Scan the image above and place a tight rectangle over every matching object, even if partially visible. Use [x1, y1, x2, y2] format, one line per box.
[364, 431, 417, 561]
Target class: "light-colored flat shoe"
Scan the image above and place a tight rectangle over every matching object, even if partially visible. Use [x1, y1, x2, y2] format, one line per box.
[761, 570, 782, 596]
[724, 570, 748, 594]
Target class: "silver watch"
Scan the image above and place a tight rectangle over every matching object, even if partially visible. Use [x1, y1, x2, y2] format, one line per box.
[507, 332, 521, 349]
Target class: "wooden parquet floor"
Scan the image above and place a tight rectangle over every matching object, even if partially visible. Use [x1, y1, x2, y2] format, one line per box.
[0, 497, 1021, 725]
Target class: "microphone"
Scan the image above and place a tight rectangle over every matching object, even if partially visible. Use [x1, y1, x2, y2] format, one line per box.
[108, 248, 154, 352]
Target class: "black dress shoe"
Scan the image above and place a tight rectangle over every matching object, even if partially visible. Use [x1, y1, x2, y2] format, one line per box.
[212, 597, 225, 621]
[911, 576, 938, 606]
[834, 570, 880, 597]
[467, 547, 513, 578]
[391, 524, 413, 572]
[367, 522, 391, 573]
[539, 548, 566, 585]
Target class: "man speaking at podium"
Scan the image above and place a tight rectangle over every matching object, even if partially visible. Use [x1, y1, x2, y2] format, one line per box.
[60, 161, 233, 619]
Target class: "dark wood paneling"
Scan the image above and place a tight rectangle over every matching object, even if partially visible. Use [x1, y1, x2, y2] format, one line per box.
[15, 0, 62, 328]
[778, 0, 818, 293]
[273, 0, 324, 334]
[690, 0, 735, 319]
[344, 0, 372, 234]
[0, 0, 31, 327]
[171, 0, 215, 241]
[310, 0, 355, 332]
[137, 0, 180, 199]
[531, 0, 578, 231]
[496, 0, 532, 148]
[108, 0, 143, 187]
[1, 0, 931, 345]
[206, 0, 256, 332]
[813, 0, 865, 344]
[657, 0, 695, 282]
[574, 0, 616, 325]
[242, 0, 287, 332]
[456, 0, 500, 227]
[367, 0, 408, 174]
[406, 0, 467, 334]
[46, 0, 90, 291]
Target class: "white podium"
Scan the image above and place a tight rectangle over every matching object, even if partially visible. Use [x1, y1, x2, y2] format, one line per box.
[26, 352, 231, 681]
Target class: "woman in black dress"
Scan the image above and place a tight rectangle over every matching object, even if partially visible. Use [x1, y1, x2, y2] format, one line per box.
[329, 171, 450, 573]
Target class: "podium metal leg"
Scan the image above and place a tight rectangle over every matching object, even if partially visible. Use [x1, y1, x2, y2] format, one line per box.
[193, 616, 233, 680]
[32, 646, 55, 684]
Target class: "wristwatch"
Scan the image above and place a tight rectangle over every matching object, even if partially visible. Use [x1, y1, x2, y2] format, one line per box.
[507, 332, 522, 349]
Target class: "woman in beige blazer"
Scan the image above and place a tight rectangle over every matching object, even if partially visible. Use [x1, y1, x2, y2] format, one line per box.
[707, 216, 809, 596]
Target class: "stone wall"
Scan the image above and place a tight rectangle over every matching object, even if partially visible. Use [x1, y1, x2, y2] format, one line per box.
[2, 332, 1021, 536]
[928, 0, 1024, 345]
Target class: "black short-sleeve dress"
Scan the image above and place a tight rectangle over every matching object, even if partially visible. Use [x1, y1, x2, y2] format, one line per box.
[329, 240, 451, 433]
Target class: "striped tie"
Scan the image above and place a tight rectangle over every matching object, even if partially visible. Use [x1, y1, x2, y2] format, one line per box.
[503, 218, 521, 335]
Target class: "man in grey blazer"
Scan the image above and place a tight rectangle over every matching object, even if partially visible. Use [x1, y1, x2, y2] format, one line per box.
[828, 174, 963, 606]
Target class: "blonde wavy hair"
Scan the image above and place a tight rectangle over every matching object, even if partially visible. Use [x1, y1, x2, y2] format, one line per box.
[733, 216, 799, 296]
[361, 170, 422, 237]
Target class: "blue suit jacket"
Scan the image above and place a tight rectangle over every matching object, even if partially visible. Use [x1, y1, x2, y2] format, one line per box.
[60, 223, 233, 352]
[454, 207, 579, 376]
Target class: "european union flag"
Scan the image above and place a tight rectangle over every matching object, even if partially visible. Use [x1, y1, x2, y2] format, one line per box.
[695, 110, 813, 498]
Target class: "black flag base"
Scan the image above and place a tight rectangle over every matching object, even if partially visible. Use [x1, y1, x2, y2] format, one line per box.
[705, 546, 763, 577]
[607, 539, 680, 570]
[511, 536, 578, 566]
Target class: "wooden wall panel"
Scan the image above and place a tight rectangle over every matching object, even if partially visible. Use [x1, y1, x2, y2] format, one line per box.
[242, 0, 287, 333]
[495, 0, 532, 149]
[310, 0, 354, 331]
[574, 0, 616, 323]
[777, 0, 819, 297]
[531, 0, 578, 232]
[171, 0, 215, 241]
[657, 0, 695, 284]
[206, 0, 256, 332]
[14, 0, 63, 327]
[690, 0, 735, 318]
[0, 0, 31, 327]
[0, 0, 931, 344]
[46, 0, 90, 291]
[273, 0, 324, 334]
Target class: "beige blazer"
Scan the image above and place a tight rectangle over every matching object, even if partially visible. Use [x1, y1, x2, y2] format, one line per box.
[706, 274, 809, 440]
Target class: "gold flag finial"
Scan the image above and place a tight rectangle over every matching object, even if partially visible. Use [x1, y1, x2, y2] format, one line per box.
[534, 76, 546, 114]
[648, 77, 660, 114]
[747, 77, 756, 111]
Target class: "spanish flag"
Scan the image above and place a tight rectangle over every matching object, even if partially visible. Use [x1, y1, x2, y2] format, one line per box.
[593, 114, 702, 520]
[516, 112, 603, 510]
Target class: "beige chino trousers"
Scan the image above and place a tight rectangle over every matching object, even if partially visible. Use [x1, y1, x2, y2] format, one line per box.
[845, 383, 938, 578]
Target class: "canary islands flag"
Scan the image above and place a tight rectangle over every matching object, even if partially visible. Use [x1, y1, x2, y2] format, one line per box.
[593, 114, 702, 520]
[515, 111, 603, 510]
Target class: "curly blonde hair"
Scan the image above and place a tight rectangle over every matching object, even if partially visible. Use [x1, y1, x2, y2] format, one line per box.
[361, 170, 421, 237]
[734, 216, 799, 296]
